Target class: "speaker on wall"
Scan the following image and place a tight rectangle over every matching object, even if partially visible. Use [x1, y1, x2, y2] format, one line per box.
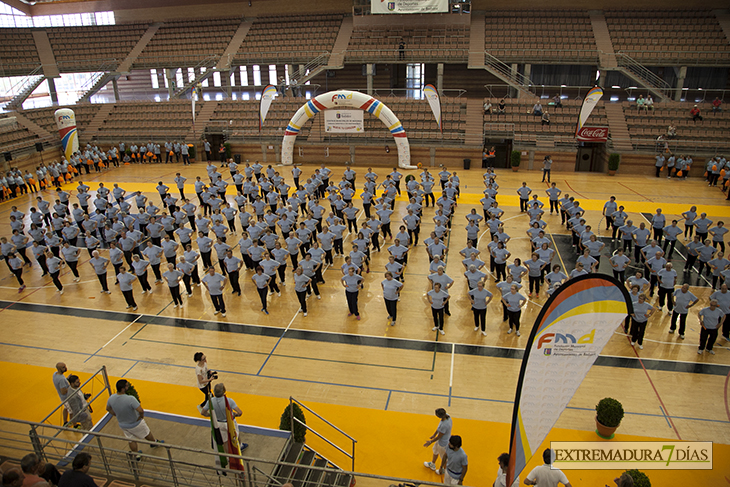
[3, 152, 11, 162]
[35, 142, 44, 152]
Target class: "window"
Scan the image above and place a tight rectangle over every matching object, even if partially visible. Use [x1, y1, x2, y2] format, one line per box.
[188, 68, 195, 83]
[269, 65, 277, 86]
[230, 71, 236, 87]
[406, 63, 424, 99]
[200, 68, 208, 88]
[150, 69, 159, 89]
[212, 71, 221, 87]
[252, 65, 261, 86]
[175, 68, 184, 89]
[0, 3, 115, 28]
[240, 66, 249, 86]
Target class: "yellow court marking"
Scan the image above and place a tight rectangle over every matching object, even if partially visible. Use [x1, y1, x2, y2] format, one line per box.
[1, 361, 728, 487]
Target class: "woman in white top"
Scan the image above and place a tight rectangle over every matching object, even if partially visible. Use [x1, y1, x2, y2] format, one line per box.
[194, 351, 214, 411]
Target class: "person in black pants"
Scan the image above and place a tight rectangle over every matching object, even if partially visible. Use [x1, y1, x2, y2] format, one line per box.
[194, 352, 214, 411]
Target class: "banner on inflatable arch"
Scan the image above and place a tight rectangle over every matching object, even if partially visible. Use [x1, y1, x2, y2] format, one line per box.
[371, 0, 448, 14]
[506, 274, 632, 486]
[55, 108, 78, 161]
[575, 86, 603, 137]
[281, 90, 414, 168]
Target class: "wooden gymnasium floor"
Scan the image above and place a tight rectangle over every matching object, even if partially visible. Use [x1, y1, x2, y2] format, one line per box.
[1, 161, 729, 486]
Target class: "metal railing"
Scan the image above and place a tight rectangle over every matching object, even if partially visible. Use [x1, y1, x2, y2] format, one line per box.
[132, 54, 220, 70]
[614, 49, 730, 67]
[482, 48, 600, 64]
[291, 52, 331, 84]
[4, 65, 44, 99]
[345, 48, 468, 62]
[56, 58, 120, 73]
[289, 397, 356, 471]
[610, 136, 730, 155]
[613, 53, 672, 99]
[484, 52, 535, 91]
[484, 122, 515, 137]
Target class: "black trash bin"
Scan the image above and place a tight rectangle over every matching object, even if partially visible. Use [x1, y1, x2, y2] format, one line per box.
[463, 158, 471, 170]
[234, 154, 241, 164]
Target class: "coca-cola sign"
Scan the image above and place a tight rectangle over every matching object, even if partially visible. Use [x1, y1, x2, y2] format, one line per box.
[576, 126, 609, 142]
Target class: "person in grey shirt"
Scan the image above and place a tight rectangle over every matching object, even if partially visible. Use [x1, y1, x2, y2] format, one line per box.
[698, 300, 725, 354]
[440, 435, 468, 485]
[341, 267, 364, 320]
[60, 242, 81, 281]
[53, 362, 70, 425]
[88, 250, 110, 294]
[163, 263, 184, 308]
[117, 267, 138, 310]
[468, 280, 493, 336]
[670, 283, 698, 338]
[293, 267, 312, 317]
[381, 271, 404, 326]
[106, 379, 163, 457]
[202, 267, 227, 317]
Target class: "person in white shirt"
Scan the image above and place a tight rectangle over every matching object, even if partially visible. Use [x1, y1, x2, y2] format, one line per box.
[524, 449, 572, 487]
[493, 452, 519, 487]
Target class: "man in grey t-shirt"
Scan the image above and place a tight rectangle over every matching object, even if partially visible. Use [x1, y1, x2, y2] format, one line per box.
[423, 408, 452, 471]
[441, 435, 468, 485]
[106, 379, 163, 457]
[53, 362, 70, 425]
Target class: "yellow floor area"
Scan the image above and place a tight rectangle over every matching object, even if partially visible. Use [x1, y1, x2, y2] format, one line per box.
[2, 361, 728, 486]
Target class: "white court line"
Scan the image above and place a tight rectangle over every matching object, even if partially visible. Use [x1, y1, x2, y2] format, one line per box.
[449, 342, 455, 388]
[102, 314, 142, 349]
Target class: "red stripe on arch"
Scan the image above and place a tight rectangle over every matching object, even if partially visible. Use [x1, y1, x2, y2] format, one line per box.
[312, 99, 327, 111]
[360, 99, 374, 111]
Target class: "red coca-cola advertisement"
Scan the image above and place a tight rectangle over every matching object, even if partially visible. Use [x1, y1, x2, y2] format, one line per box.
[576, 126, 609, 142]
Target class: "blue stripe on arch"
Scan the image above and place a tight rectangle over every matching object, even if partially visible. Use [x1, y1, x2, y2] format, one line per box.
[367, 100, 380, 114]
[307, 100, 320, 115]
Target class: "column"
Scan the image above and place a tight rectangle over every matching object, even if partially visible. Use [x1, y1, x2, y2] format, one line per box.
[675, 66, 687, 102]
[165, 69, 175, 97]
[225, 69, 232, 98]
[47, 77, 58, 104]
[366, 64, 374, 95]
[112, 77, 120, 102]
[518, 64, 531, 99]
[437, 63, 444, 93]
[510, 64, 518, 99]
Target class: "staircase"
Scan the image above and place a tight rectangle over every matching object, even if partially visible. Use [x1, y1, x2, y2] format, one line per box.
[464, 98, 485, 146]
[714, 9, 730, 42]
[467, 12, 486, 68]
[327, 16, 354, 68]
[4, 70, 45, 110]
[483, 53, 536, 99]
[185, 101, 219, 141]
[266, 441, 352, 487]
[588, 10, 617, 68]
[614, 54, 672, 102]
[117, 23, 162, 73]
[13, 111, 55, 140]
[170, 59, 217, 99]
[80, 103, 114, 143]
[216, 20, 252, 71]
[604, 104, 633, 152]
[76, 70, 119, 104]
[292, 52, 332, 86]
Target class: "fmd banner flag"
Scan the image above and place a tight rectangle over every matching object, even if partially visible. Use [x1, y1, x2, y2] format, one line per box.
[506, 274, 632, 486]
[575, 86, 603, 137]
[259, 85, 277, 131]
[55, 108, 78, 161]
[423, 84, 442, 133]
[371, 0, 448, 14]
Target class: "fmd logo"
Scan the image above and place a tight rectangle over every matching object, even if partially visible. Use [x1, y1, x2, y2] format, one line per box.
[58, 115, 71, 121]
[537, 330, 595, 349]
[331, 93, 353, 102]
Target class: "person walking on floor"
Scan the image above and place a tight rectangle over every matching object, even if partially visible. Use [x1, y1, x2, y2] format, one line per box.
[630, 293, 655, 350]
[670, 283, 698, 338]
[341, 266, 364, 320]
[502, 284, 527, 336]
[252, 266, 271, 315]
[423, 408, 452, 473]
[163, 263, 184, 308]
[194, 352, 215, 413]
[440, 435, 468, 486]
[106, 379, 164, 461]
[698, 299, 725, 355]
[381, 271, 403, 326]
[202, 266, 227, 317]
[117, 267, 138, 310]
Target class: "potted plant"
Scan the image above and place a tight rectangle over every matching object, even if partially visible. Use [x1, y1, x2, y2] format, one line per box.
[510, 150, 521, 172]
[608, 153, 620, 176]
[279, 402, 307, 443]
[187, 144, 196, 162]
[595, 397, 624, 439]
[224, 142, 232, 160]
[626, 469, 651, 487]
[125, 382, 141, 403]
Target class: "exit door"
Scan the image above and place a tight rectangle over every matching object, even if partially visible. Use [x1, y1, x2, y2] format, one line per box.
[575, 146, 594, 172]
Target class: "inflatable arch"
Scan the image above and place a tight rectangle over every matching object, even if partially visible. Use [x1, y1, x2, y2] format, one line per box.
[281, 90, 413, 168]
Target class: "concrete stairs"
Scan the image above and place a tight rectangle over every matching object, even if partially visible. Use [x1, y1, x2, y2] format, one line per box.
[216, 20, 252, 71]
[327, 16, 353, 68]
[80, 104, 114, 143]
[31, 30, 60, 78]
[12, 111, 55, 141]
[464, 98, 485, 146]
[467, 12, 486, 68]
[185, 101, 219, 141]
[714, 10, 730, 43]
[604, 104, 633, 152]
[5, 75, 46, 111]
[588, 10, 617, 68]
[77, 72, 118, 104]
[117, 23, 162, 74]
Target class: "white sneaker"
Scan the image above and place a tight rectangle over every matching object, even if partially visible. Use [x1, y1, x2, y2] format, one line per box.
[391, 321, 395, 326]
[303, 312, 307, 316]
[481, 331, 487, 336]
[709, 350, 715, 355]
[474, 327, 479, 331]
[105, 290, 111, 294]
[148, 289, 153, 294]
[638, 344, 643, 349]
[277, 292, 281, 297]
[697, 349, 703, 354]
[516, 330, 521, 337]
[173, 304, 178, 308]
[213, 310, 219, 315]
[141, 290, 146, 294]
[432, 326, 438, 331]
[631, 341, 636, 346]
[59, 289, 64, 295]
[424, 462, 437, 471]
[221, 312, 226, 317]
[73, 277, 80, 282]
[187, 293, 193, 297]
[439, 329, 445, 335]
[317, 295, 321, 300]
[680, 334, 685, 339]
[507, 328, 513, 334]
[281, 281, 285, 286]
[133, 306, 138, 311]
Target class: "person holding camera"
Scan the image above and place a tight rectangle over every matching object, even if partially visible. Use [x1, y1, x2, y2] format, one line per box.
[195, 352, 217, 413]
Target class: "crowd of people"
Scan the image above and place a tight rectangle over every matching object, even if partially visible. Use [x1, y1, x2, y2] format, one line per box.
[1, 148, 728, 355]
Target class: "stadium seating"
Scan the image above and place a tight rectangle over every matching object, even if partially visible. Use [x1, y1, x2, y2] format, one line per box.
[47, 24, 148, 72]
[346, 24, 469, 63]
[0, 29, 41, 76]
[0, 121, 41, 152]
[235, 14, 343, 64]
[604, 10, 730, 65]
[94, 101, 201, 139]
[134, 18, 241, 69]
[484, 10, 598, 63]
